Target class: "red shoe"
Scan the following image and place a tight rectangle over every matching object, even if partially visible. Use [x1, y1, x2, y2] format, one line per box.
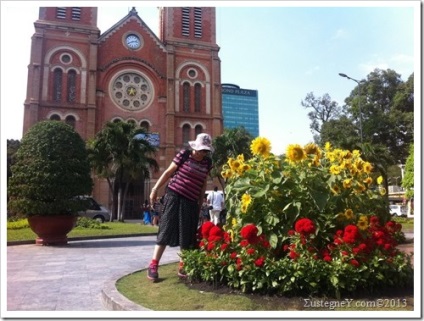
[147, 263, 159, 281]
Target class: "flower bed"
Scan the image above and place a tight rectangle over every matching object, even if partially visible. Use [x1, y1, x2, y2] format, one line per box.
[181, 138, 413, 297]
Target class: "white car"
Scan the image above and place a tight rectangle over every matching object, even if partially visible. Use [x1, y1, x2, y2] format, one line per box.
[78, 196, 111, 222]
[389, 204, 407, 217]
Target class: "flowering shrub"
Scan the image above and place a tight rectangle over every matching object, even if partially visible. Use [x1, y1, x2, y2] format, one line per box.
[181, 138, 413, 297]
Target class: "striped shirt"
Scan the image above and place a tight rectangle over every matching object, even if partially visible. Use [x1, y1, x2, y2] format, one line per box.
[168, 150, 212, 201]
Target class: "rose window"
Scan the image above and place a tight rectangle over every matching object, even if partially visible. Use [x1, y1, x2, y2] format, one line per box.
[111, 73, 153, 111]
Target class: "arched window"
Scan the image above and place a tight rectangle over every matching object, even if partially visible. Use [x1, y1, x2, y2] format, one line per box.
[194, 83, 201, 112]
[113, 118, 122, 123]
[182, 124, 191, 145]
[50, 114, 61, 121]
[65, 115, 76, 128]
[53, 69, 62, 102]
[195, 125, 203, 137]
[67, 70, 76, 103]
[140, 121, 150, 132]
[183, 82, 190, 112]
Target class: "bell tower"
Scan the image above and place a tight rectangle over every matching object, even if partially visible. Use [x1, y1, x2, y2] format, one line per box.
[159, 7, 222, 162]
[23, 7, 100, 139]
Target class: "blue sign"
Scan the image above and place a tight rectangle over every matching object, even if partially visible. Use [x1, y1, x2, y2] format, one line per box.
[134, 133, 160, 147]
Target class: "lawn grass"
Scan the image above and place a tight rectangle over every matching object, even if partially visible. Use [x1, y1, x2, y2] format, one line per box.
[7, 221, 157, 243]
[116, 263, 414, 311]
[7, 217, 414, 243]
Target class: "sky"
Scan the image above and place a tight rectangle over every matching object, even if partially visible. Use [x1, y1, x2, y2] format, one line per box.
[0, 1, 419, 156]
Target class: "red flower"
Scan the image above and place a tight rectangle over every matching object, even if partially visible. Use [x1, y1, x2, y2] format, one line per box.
[288, 229, 295, 236]
[370, 215, 380, 226]
[247, 248, 256, 255]
[350, 259, 360, 267]
[207, 242, 215, 251]
[294, 218, 316, 235]
[210, 225, 223, 236]
[289, 251, 299, 260]
[343, 225, 359, 243]
[254, 257, 265, 267]
[220, 243, 228, 251]
[240, 224, 258, 240]
[323, 255, 332, 262]
[201, 221, 215, 238]
[240, 240, 249, 247]
[208, 235, 222, 243]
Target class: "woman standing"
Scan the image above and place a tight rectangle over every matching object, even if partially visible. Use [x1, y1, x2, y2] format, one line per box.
[147, 133, 214, 281]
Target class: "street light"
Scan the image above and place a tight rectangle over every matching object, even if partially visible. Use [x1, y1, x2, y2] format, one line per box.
[339, 73, 363, 143]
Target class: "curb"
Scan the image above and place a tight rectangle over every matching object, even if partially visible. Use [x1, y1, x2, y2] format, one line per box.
[6, 233, 157, 246]
[101, 271, 151, 311]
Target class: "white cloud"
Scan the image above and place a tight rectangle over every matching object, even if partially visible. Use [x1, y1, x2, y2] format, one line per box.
[331, 28, 347, 40]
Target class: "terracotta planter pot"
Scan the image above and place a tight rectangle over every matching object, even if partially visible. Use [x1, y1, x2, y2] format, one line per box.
[28, 215, 78, 246]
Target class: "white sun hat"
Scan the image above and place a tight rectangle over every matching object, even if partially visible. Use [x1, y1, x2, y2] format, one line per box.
[188, 133, 214, 152]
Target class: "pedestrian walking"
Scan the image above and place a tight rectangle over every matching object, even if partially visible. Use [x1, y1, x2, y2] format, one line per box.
[147, 133, 214, 281]
[207, 186, 224, 225]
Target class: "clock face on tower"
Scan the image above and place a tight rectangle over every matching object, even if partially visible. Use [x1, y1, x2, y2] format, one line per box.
[125, 34, 141, 49]
[111, 72, 153, 111]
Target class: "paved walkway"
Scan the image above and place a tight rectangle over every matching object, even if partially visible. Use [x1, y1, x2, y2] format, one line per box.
[4, 231, 414, 315]
[5, 235, 179, 314]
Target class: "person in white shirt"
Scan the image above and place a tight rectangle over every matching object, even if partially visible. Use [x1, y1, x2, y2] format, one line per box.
[207, 186, 224, 225]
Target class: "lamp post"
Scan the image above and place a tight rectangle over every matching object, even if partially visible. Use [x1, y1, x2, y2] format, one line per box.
[339, 73, 363, 143]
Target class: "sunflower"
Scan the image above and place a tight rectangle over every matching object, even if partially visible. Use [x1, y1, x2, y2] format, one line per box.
[379, 187, 387, 196]
[344, 209, 355, 220]
[343, 178, 352, 189]
[363, 176, 373, 185]
[304, 143, 320, 155]
[241, 193, 252, 207]
[357, 220, 368, 231]
[329, 165, 341, 175]
[377, 176, 384, 185]
[331, 184, 341, 195]
[363, 162, 373, 174]
[250, 137, 271, 158]
[286, 144, 306, 163]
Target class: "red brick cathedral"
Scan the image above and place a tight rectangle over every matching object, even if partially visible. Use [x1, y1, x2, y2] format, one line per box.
[23, 7, 222, 217]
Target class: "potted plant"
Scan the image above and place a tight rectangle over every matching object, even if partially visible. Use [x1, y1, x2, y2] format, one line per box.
[8, 120, 93, 245]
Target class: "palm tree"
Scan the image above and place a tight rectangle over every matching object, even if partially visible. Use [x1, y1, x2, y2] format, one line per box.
[87, 121, 159, 221]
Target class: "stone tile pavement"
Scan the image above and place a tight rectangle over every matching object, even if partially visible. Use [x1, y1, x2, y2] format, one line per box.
[5, 235, 179, 314]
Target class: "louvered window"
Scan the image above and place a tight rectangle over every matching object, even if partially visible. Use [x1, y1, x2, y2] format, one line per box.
[182, 124, 191, 145]
[194, 83, 201, 112]
[67, 70, 76, 102]
[183, 82, 190, 112]
[56, 7, 66, 19]
[72, 7, 81, 20]
[53, 69, 62, 102]
[182, 7, 190, 36]
[194, 8, 202, 38]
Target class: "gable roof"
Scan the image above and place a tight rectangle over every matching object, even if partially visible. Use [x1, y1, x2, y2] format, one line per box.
[98, 7, 166, 53]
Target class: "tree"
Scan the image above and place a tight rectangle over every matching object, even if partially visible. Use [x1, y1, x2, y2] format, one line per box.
[315, 68, 413, 182]
[7, 139, 20, 184]
[211, 127, 254, 191]
[301, 92, 341, 143]
[351, 69, 413, 164]
[8, 121, 93, 216]
[402, 143, 414, 199]
[320, 116, 359, 150]
[87, 121, 159, 221]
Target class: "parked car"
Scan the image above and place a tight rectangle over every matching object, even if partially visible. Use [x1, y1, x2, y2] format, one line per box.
[389, 204, 407, 217]
[78, 196, 110, 222]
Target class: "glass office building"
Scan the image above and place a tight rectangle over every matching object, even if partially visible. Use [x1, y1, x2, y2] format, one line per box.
[221, 84, 259, 137]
